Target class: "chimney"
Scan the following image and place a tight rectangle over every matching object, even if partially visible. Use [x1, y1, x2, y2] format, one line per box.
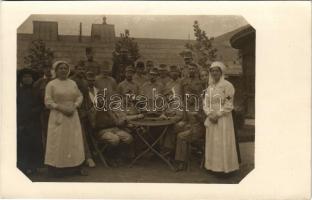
[79, 22, 82, 42]
[91, 16, 115, 43]
[33, 21, 58, 41]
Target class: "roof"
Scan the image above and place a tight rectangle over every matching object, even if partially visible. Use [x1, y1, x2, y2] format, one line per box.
[230, 25, 256, 49]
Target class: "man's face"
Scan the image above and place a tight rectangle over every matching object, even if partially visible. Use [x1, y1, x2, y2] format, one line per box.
[125, 71, 134, 81]
[100, 67, 109, 77]
[76, 66, 86, 77]
[184, 58, 193, 65]
[189, 67, 196, 77]
[200, 70, 209, 81]
[146, 62, 154, 72]
[170, 72, 179, 80]
[87, 77, 95, 87]
[43, 67, 52, 78]
[159, 70, 168, 78]
[150, 73, 158, 82]
[136, 67, 144, 74]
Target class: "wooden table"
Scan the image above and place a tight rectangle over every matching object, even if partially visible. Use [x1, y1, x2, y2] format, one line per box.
[128, 117, 180, 171]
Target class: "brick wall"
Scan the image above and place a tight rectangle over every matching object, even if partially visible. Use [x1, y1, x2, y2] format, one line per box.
[17, 34, 191, 68]
[17, 33, 240, 72]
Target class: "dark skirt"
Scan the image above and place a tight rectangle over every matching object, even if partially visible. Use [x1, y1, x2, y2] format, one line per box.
[17, 123, 44, 173]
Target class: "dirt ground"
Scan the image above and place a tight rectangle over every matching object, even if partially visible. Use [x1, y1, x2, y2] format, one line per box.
[28, 142, 254, 184]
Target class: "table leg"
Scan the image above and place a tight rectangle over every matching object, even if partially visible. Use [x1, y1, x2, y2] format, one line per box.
[129, 126, 176, 171]
[129, 127, 165, 167]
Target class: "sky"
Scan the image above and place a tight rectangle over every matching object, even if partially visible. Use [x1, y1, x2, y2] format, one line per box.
[17, 15, 249, 40]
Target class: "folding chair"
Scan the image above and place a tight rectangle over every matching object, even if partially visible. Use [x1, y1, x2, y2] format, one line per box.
[186, 138, 205, 171]
[89, 131, 110, 168]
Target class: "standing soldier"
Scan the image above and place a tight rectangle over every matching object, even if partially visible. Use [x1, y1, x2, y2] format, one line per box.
[70, 63, 96, 168]
[181, 51, 193, 79]
[157, 64, 171, 87]
[173, 63, 205, 171]
[145, 60, 154, 75]
[85, 71, 98, 128]
[200, 69, 209, 89]
[117, 65, 139, 113]
[165, 65, 183, 97]
[182, 63, 205, 111]
[133, 61, 148, 88]
[33, 64, 53, 151]
[112, 47, 133, 83]
[83, 47, 101, 76]
[95, 61, 118, 99]
[140, 67, 163, 111]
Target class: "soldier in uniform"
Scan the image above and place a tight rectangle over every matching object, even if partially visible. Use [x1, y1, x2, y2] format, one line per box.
[94, 108, 134, 167]
[85, 71, 98, 128]
[133, 61, 148, 88]
[83, 47, 101, 75]
[95, 61, 118, 99]
[145, 60, 154, 75]
[174, 110, 205, 171]
[33, 64, 53, 151]
[70, 63, 96, 168]
[157, 64, 171, 87]
[165, 65, 183, 97]
[182, 63, 205, 111]
[140, 67, 163, 111]
[117, 65, 139, 114]
[181, 51, 193, 79]
[200, 69, 209, 89]
[173, 63, 206, 171]
[159, 88, 185, 159]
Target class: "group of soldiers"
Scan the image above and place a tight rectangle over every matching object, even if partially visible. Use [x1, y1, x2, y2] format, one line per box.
[33, 47, 211, 171]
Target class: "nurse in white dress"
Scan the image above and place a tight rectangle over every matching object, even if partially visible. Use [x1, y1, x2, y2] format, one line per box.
[203, 61, 239, 173]
[45, 61, 87, 176]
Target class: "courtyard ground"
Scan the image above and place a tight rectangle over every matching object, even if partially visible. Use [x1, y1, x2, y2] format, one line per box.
[28, 142, 254, 184]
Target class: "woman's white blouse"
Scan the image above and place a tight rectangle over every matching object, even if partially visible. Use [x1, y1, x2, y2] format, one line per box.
[203, 79, 235, 117]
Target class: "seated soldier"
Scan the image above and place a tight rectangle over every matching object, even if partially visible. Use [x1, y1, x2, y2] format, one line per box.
[94, 108, 134, 167]
[159, 89, 184, 158]
[174, 110, 205, 171]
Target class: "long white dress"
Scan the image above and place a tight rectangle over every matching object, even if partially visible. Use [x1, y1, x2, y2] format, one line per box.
[203, 79, 239, 173]
[44, 78, 85, 168]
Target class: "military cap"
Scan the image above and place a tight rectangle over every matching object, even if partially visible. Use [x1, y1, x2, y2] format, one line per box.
[136, 61, 145, 69]
[188, 63, 198, 69]
[183, 51, 193, 59]
[158, 64, 168, 71]
[100, 61, 111, 71]
[169, 65, 179, 73]
[125, 65, 135, 72]
[120, 47, 128, 53]
[86, 71, 95, 79]
[149, 67, 159, 74]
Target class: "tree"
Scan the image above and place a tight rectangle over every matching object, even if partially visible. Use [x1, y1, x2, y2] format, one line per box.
[112, 29, 140, 83]
[24, 39, 54, 72]
[180, 20, 218, 68]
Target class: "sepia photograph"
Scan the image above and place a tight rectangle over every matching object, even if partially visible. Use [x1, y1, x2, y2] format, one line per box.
[16, 14, 255, 183]
[1, 1, 311, 199]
